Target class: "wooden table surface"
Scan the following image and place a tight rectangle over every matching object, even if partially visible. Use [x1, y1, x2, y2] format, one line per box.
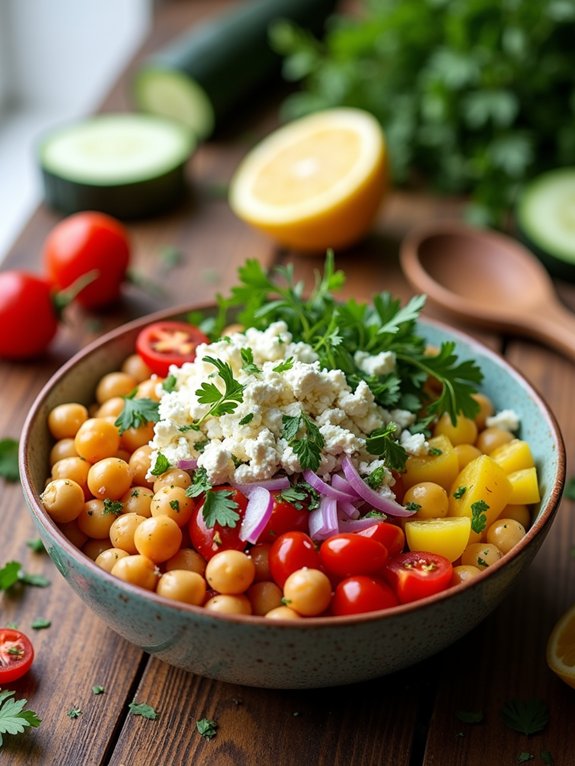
[2, 2, 575, 764]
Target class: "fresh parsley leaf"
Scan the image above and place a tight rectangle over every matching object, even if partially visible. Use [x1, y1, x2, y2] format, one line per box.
[281, 413, 324, 471]
[162, 374, 178, 393]
[0, 438, 19, 482]
[103, 499, 123, 516]
[0, 562, 21, 591]
[240, 347, 261, 375]
[196, 718, 218, 740]
[273, 357, 294, 373]
[150, 453, 171, 476]
[18, 572, 50, 588]
[31, 618, 51, 630]
[186, 467, 212, 498]
[115, 392, 160, 435]
[66, 707, 82, 719]
[202, 490, 240, 529]
[366, 466, 387, 490]
[92, 686, 105, 695]
[428, 447, 443, 456]
[453, 486, 467, 499]
[470, 500, 489, 533]
[128, 701, 158, 720]
[279, 482, 320, 511]
[455, 710, 484, 724]
[366, 424, 407, 472]
[0, 689, 41, 747]
[405, 502, 421, 512]
[26, 538, 45, 553]
[501, 699, 549, 736]
[238, 413, 254, 426]
[194, 356, 244, 425]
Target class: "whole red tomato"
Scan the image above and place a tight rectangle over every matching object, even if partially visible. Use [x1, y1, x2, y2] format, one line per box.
[268, 531, 321, 588]
[43, 211, 130, 309]
[331, 575, 398, 616]
[0, 271, 60, 359]
[319, 533, 389, 580]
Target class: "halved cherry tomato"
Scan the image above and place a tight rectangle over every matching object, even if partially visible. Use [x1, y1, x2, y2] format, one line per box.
[258, 492, 310, 544]
[269, 531, 321, 588]
[358, 522, 405, 558]
[43, 211, 130, 309]
[319, 533, 388, 580]
[382, 551, 453, 604]
[332, 575, 398, 616]
[189, 486, 248, 561]
[136, 321, 210, 377]
[0, 628, 34, 683]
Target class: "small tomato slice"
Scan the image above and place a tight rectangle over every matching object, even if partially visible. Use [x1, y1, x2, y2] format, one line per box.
[332, 575, 398, 616]
[0, 628, 34, 683]
[136, 321, 210, 377]
[319, 533, 388, 580]
[189, 485, 248, 561]
[383, 551, 453, 604]
[357, 521, 405, 558]
[269, 531, 321, 588]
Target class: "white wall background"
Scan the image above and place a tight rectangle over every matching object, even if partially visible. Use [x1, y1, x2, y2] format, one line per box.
[0, 0, 153, 260]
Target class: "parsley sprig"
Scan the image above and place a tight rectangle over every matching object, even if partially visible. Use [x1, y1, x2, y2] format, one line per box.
[0, 689, 41, 747]
[282, 413, 325, 472]
[501, 699, 549, 736]
[115, 391, 160, 435]
[193, 356, 244, 427]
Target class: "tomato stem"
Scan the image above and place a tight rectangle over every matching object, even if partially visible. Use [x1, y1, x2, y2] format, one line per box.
[52, 269, 100, 314]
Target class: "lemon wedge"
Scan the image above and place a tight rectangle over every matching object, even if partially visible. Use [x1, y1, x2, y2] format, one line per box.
[547, 603, 575, 689]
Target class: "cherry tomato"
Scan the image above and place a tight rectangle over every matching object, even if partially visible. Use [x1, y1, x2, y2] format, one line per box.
[189, 486, 248, 561]
[136, 321, 210, 377]
[383, 551, 453, 604]
[258, 492, 310, 544]
[358, 521, 405, 558]
[0, 271, 59, 359]
[319, 533, 388, 580]
[0, 628, 34, 683]
[43, 211, 130, 309]
[268, 531, 321, 588]
[331, 575, 398, 616]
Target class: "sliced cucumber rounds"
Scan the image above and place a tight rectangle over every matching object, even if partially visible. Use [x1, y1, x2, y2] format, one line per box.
[516, 168, 575, 279]
[38, 113, 195, 219]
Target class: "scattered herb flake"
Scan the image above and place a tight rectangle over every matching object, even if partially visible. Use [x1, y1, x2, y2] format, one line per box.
[541, 750, 554, 765]
[470, 499, 489, 533]
[18, 572, 50, 588]
[67, 707, 82, 719]
[366, 466, 387, 490]
[453, 486, 467, 500]
[501, 699, 549, 736]
[150, 453, 171, 476]
[238, 413, 254, 426]
[196, 718, 218, 739]
[26, 538, 45, 554]
[240, 347, 261, 375]
[0, 438, 19, 482]
[0, 689, 41, 747]
[405, 501, 421, 512]
[273, 357, 294, 373]
[162, 374, 178, 393]
[517, 754, 534, 763]
[92, 686, 105, 696]
[31, 618, 51, 631]
[103, 499, 123, 516]
[128, 701, 158, 720]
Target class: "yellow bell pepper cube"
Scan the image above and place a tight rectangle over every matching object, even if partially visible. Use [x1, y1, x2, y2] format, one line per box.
[489, 438, 535, 474]
[403, 434, 459, 491]
[405, 517, 471, 562]
[507, 466, 540, 505]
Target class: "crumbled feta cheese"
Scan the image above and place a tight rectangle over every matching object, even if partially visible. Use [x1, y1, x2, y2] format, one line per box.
[400, 430, 428, 456]
[354, 350, 396, 377]
[485, 409, 520, 432]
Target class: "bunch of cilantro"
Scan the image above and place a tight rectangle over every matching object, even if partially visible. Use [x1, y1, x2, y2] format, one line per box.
[211, 254, 481, 470]
[270, 0, 575, 226]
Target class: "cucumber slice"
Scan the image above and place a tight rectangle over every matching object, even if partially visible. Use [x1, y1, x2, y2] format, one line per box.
[516, 168, 575, 279]
[132, 0, 338, 140]
[38, 113, 195, 219]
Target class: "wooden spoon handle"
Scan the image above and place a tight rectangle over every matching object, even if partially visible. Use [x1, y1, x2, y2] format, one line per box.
[523, 299, 575, 361]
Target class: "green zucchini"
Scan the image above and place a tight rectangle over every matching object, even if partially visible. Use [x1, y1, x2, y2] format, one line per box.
[132, 0, 339, 140]
[38, 113, 195, 219]
[516, 168, 575, 280]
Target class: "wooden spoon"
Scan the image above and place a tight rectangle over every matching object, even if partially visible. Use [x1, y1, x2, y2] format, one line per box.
[400, 221, 575, 361]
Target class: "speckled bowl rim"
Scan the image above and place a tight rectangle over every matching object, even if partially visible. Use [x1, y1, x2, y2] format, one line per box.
[19, 303, 566, 630]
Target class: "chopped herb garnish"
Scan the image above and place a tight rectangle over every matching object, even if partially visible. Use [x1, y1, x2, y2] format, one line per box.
[366, 466, 387, 490]
[282, 413, 324, 471]
[103, 499, 123, 516]
[517, 753, 534, 763]
[279, 482, 320, 511]
[240, 347, 261, 375]
[128, 701, 158, 720]
[501, 699, 549, 736]
[196, 718, 218, 740]
[178, 423, 198, 432]
[150, 453, 171, 476]
[470, 499, 489, 533]
[195, 439, 209, 453]
[405, 502, 421, 512]
[0, 562, 50, 590]
[273, 357, 294, 373]
[26, 538, 45, 553]
[18, 572, 50, 588]
[453, 486, 467, 500]
[67, 707, 82, 719]
[366, 423, 407, 472]
[202, 490, 240, 529]
[477, 556, 488, 568]
[238, 413, 254, 426]
[162, 374, 178, 393]
[31, 618, 51, 631]
[92, 686, 105, 695]
[169, 499, 180, 511]
[0, 438, 19, 482]
[193, 356, 244, 426]
[115, 391, 160, 435]
[186, 467, 212, 498]
[428, 447, 443, 456]
[364, 510, 386, 519]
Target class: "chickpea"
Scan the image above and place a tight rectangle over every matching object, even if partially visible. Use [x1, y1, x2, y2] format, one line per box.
[204, 594, 252, 615]
[454, 444, 482, 470]
[153, 468, 192, 493]
[121, 353, 152, 383]
[121, 486, 154, 518]
[461, 542, 503, 570]
[472, 392, 494, 430]
[164, 548, 206, 576]
[96, 371, 137, 404]
[50, 438, 78, 465]
[501, 504, 531, 528]
[136, 377, 163, 401]
[83, 538, 114, 561]
[403, 482, 448, 519]
[120, 422, 155, 453]
[248, 581, 283, 616]
[156, 570, 207, 605]
[128, 445, 154, 487]
[77, 499, 118, 539]
[109, 513, 147, 554]
[250, 543, 271, 581]
[206, 550, 256, 595]
[111, 554, 158, 590]
[87, 457, 132, 500]
[41, 478, 85, 523]
[151, 485, 195, 527]
[475, 426, 513, 454]
[282, 568, 332, 616]
[95, 397, 124, 420]
[58, 520, 89, 549]
[48, 403, 89, 440]
[265, 605, 302, 620]
[51, 456, 90, 497]
[95, 547, 130, 573]
[451, 565, 481, 586]
[433, 412, 478, 446]
[486, 518, 526, 554]
[74, 418, 120, 462]
[133, 515, 183, 563]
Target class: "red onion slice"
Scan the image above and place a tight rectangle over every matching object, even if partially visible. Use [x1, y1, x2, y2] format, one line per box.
[308, 496, 339, 541]
[233, 476, 290, 494]
[176, 458, 198, 470]
[341, 457, 416, 517]
[331, 473, 359, 497]
[239, 486, 273, 544]
[337, 501, 360, 520]
[302, 469, 357, 502]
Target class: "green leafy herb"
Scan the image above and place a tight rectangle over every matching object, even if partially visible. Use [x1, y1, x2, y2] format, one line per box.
[270, 1, 575, 226]
[366, 424, 407, 472]
[501, 699, 549, 736]
[279, 482, 320, 511]
[115, 392, 160, 435]
[282, 413, 324, 471]
[0, 438, 19, 482]
[405, 502, 421, 512]
[92, 686, 105, 695]
[428, 447, 443, 456]
[0, 562, 49, 590]
[18, 572, 50, 588]
[477, 556, 488, 568]
[453, 486, 467, 500]
[202, 490, 240, 529]
[66, 707, 82, 719]
[471, 500, 489, 533]
[186, 467, 212, 498]
[31, 618, 51, 631]
[196, 718, 218, 740]
[169, 499, 180, 511]
[273, 357, 294, 373]
[0, 690, 41, 747]
[239, 413, 254, 426]
[517, 754, 534, 763]
[128, 701, 158, 720]
[366, 466, 387, 490]
[103, 499, 123, 516]
[26, 538, 45, 554]
[240, 347, 261, 375]
[455, 710, 484, 724]
[162, 374, 178, 393]
[193, 356, 244, 426]
[150, 453, 171, 476]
